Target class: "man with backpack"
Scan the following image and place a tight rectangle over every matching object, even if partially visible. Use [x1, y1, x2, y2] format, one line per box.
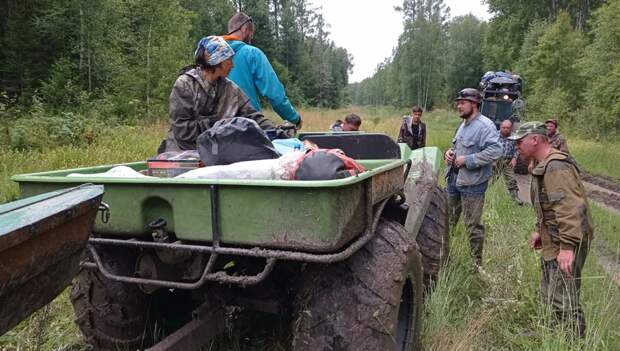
[510, 121, 593, 338]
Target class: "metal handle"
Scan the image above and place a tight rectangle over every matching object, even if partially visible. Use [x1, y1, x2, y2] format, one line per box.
[98, 202, 110, 223]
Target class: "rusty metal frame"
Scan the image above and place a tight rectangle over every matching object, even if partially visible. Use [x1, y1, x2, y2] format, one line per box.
[145, 299, 225, 351]
[82, 182, 388, 290]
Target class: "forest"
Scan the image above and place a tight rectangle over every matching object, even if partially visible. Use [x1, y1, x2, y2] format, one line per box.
[0, 0, 351, 149]
[348, 0, 620, 137]
[1, 0, 619, 151]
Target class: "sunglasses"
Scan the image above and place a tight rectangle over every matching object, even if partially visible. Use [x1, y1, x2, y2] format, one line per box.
[227, 17, 255, 35]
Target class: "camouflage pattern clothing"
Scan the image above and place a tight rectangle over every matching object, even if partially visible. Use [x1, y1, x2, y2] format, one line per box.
[531, 149, 593, 337]
[397, 118, 426, 150]
[548, 132, 569, 153]
[164, 68, 276, 152]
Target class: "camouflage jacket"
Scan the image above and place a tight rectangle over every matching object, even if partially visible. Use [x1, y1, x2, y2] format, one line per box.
[548, 132, 569, 153]
[531, 150, 593, 260]
[164, 68, 276, 151]
[397, 119, 426, 150]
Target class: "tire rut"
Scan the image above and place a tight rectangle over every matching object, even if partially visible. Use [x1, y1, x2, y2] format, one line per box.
[582, 173, 620, 214]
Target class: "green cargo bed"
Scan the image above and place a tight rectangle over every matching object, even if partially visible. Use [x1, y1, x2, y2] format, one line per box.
[12, 145, 413, 252]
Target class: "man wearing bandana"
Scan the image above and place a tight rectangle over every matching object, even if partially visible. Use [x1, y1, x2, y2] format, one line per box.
[163, 36, 276, 152]
[224, 12, 303, 128]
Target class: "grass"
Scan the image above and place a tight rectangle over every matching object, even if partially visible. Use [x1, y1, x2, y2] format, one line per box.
[1, 107, 619, 350]
[422, 178, 620, 350]
[569, 137, 620, 181]
[590, 204, 620, 258]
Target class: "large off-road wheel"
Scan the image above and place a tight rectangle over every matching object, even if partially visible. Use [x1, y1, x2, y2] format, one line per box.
[293, 218, 424, 351]
[415, 185, 449, 287]
[70, 247, 153, 350]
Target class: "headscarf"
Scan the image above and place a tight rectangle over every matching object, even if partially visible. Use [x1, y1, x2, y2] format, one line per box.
[194, 36, 234, 66]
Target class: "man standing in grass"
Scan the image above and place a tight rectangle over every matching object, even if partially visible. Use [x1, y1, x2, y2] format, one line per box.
[493, 119, 523, 205]
[545, 119, 570, 153]
[398, 106, 426, 150]
[510, 121, 593, 338]
[444, 88, 502, 268]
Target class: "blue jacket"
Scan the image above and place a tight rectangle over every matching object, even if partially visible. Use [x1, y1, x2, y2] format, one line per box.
[447, 113, 502, 187]
[226, 40, 300, 124]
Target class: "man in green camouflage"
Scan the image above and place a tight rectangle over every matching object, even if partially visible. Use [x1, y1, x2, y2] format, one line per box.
[163, 36, 276, 152]
[510, 122, 593, 338]
[545, 119, 570, 153]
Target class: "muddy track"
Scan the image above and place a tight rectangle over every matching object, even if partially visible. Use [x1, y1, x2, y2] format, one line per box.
[582, 173, 620, 214]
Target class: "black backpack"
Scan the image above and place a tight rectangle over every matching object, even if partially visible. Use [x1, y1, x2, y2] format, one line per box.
[197, 117, 279, 166]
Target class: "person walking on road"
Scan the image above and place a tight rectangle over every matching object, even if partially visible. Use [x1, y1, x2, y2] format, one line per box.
[444, 88, 502, 268]
[398, 105, 426, 150]
[493, 120, 523, 205]
[224, 12, 302, 128]
[510, 121, 593, 338]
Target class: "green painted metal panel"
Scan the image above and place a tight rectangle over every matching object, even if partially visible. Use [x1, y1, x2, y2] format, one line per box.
[0, 185, 104, 243]
[11, 145, 422, 252]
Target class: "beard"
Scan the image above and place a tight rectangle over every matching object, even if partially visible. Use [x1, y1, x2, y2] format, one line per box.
[459, 110, 473, 119]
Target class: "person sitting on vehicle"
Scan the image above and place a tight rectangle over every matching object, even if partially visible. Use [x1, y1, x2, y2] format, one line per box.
[342, 113, 362, 131]
[397, 105, 426, 150]
[162, 36, 276, 152]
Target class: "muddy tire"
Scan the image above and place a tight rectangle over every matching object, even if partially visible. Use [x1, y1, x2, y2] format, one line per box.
[415, 185, 449, 288]
[70, 248, 152, 350]
[293, 218, 423, 351]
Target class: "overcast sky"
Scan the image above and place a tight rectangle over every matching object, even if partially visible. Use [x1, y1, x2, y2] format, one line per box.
[307, 0, 492, 83]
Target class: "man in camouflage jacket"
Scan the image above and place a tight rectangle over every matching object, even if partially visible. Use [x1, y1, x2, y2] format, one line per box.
[545, 119, 569, 153]
[163, 36, 275, 152]
[510, 122, 593, 338]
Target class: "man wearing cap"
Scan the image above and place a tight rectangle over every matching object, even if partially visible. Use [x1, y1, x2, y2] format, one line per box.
[163, 36, 276, 152]
[510, 122, 593, 338]
[224, 12, 302, 128]
[545, 119, 570, 153]
[444, 88, 502, 268]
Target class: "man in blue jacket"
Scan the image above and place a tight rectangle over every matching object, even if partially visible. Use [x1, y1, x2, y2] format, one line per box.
[444, 88, 502, 268]
[224, 12, 302, 128]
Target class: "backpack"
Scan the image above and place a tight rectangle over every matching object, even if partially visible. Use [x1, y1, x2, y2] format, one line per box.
[293, 149, 366, 180]
[197, 117, 279, 166]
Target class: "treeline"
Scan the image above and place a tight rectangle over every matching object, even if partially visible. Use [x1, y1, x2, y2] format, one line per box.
[0, 0, 351, 149]
[349, 0, 620, 136]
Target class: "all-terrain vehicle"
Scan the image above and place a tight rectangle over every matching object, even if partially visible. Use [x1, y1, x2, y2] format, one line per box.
[479, 71, 526, 129]
[8, 133, 449, 350]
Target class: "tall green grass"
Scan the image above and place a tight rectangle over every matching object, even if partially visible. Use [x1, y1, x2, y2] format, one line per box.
[422, 179, 620, 350]
[569, 138, 620, 181]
